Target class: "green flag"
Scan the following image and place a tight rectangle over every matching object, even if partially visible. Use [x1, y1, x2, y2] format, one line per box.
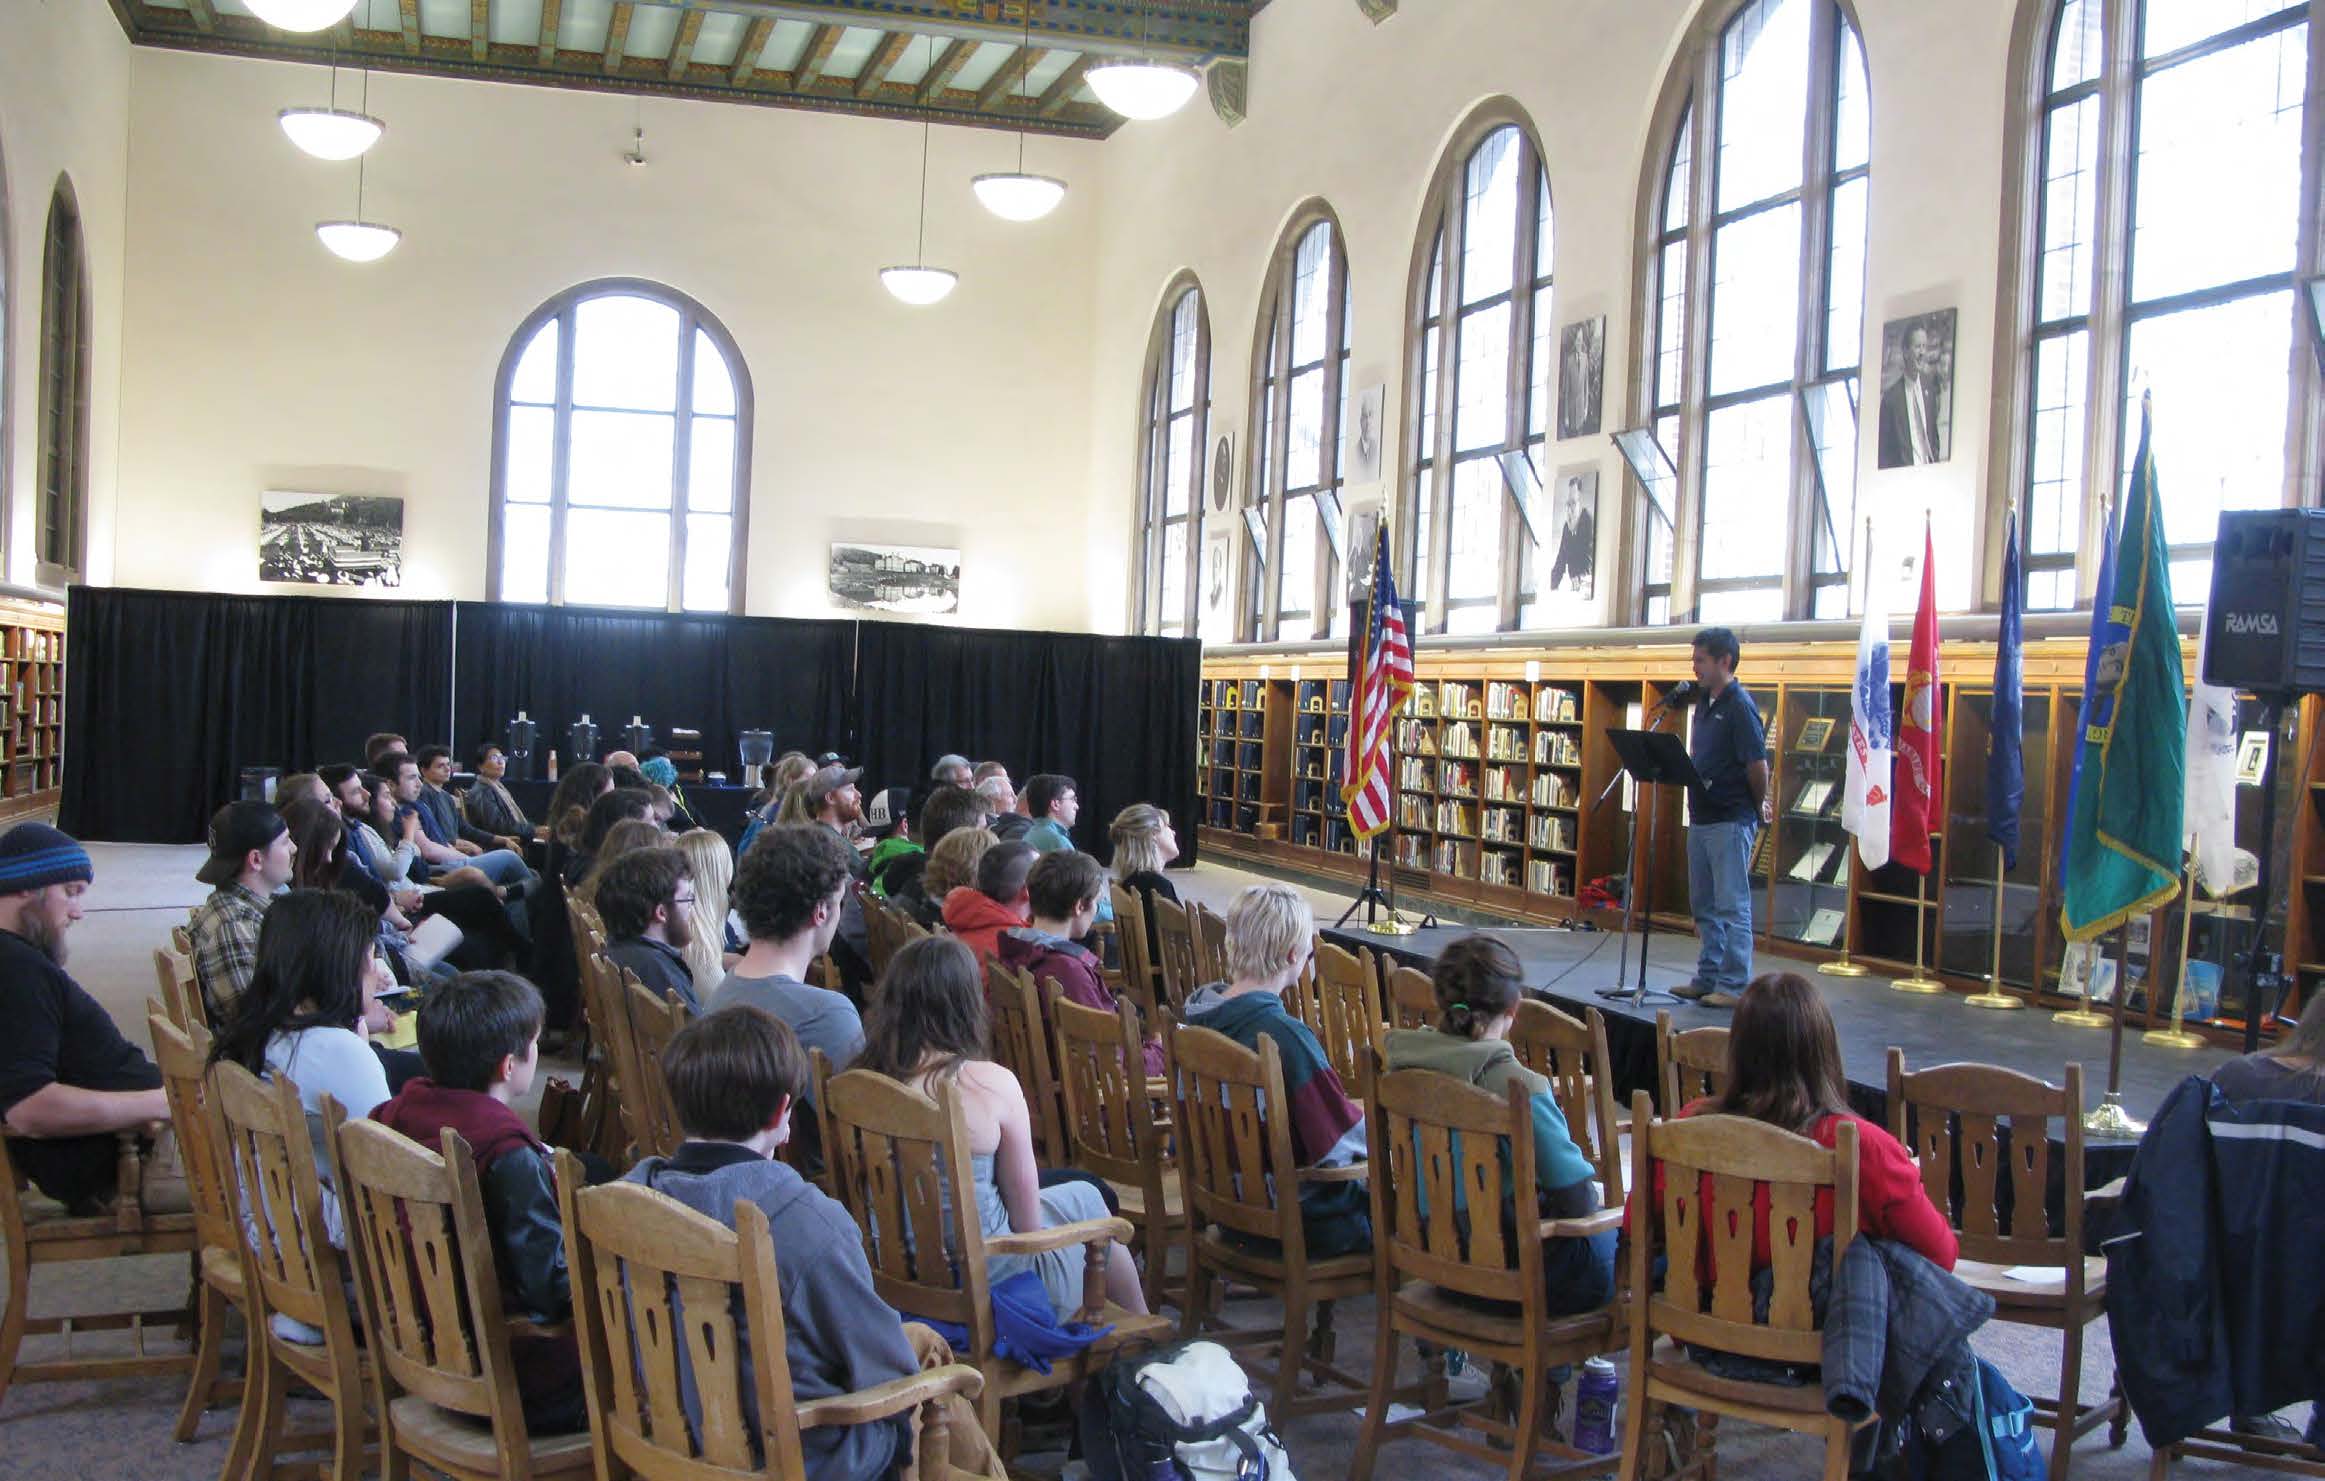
[2061, 399, 2184, 941]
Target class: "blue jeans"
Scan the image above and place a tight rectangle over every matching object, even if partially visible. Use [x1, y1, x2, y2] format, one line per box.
[462, 848, 531, 889]
[1687, 819, 1756, 990]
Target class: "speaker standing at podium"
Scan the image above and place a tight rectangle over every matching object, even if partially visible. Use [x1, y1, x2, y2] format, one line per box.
[1670, 627, 1772, 1008]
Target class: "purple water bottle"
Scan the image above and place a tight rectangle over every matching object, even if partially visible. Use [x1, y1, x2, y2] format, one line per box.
[1573, 1357, 1619, 1454]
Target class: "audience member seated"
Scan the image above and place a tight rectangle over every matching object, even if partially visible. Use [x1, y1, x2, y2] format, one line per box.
[1109, 803, 1181, 963]
[601, 749, 641, 773]
[1381, 934, 1613, 1314]
[979, 776, 1033, 843]
[189, 800, 297, 1021]
[1179, 882, 1370, 1257]
[804, 765, 873, 990]
[904, 825, 995, 931]
[284, 799, 423, 975]
[572, 816, 670, 914]
[709, 824, 866, 1179]
[373, 970, 583, 1435]
[997, 852, 1163, 1074]
[354, 768, 495, 894]
[855, 936, 1148, 1320]
[1021, 775, 1082, 855]
[379, 751, 531, 893]
[626, 1004, 973, 1481]
[528, 762, 614, 1033]
[606, 763, 650, 795]
[542, 762, 614, 885]
[862, 789, 923, 901]
[738, 752, 817, 858]
[568, 788, 655, 890]
[970, 761, 1009, 789]
[462, 743, 534, 843]
[942, 839, 1035, 963]
[275, 771, 332, 812]
[917, 785, 992, 855]
[931, 754, 974, 790]
[671, 828, 740, 1004]
[365, 732, 409, 769]
[0, 825, 176, 1214]
[595, 847, 702, 1009]
[416, 744, 525, 857]
[638, 752, 700, 831]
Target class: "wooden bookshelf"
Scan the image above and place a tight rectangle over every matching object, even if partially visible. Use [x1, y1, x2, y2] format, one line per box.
[0, 600, 65, 824]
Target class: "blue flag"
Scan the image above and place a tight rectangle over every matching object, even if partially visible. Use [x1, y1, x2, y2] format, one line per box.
[2058, 498, 2118, 883]
[1987, 509, 2026, 868]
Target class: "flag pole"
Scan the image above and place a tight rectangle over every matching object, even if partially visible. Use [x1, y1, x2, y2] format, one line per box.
[2085, 919, 2147, 1137]
[1891, 878, 1945, 992]
[1964, 843, 2024, 1008]
[2144, 858, 2207, 1048]
[1821, 516, 1877, 980]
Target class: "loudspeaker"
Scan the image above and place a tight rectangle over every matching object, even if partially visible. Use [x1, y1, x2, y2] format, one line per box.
[2202, 509, 2325, 696]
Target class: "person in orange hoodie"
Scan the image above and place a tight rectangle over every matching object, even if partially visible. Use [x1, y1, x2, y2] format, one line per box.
[940, 839, 1035, 963]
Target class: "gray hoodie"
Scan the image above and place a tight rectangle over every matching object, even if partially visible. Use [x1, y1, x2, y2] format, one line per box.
[623, 1142, 918, 1481]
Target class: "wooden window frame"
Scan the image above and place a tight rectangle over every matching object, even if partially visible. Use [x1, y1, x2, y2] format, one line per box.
[1248, 207, 1352, 644]
[1133, 275, 1211, 637]
[34, 180, 90, 589]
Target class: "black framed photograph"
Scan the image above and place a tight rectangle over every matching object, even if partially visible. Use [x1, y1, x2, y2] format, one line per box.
[1556, 315, 1605, 440]
[1876, 307, 1957, 468]
[260, 491, 404, 588]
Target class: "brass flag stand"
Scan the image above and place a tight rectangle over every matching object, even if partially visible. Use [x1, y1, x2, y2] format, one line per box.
[1890, 888, 1946, 994]
[2084, 920, 2148, 1138]
[1964, 847, 2025, 1009]
[2142, 859, 2206, 1049]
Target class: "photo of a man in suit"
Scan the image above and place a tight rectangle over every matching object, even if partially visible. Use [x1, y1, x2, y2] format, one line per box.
[1877, 308, 1956, 468]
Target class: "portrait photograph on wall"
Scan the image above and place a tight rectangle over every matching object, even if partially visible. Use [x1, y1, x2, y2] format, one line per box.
[1877, 306, 1957, 468]
[1200, 528, 1234, 640]
[828, 542, 961, 615]
[1346, 384, 1386, 486]
[1547, 465, 1598, 599]
[259, 492, 404, 588]
[1556, 315, 1606, 440]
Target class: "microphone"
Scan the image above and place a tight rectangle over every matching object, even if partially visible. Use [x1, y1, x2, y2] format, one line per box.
[1655, 680, 1701, 711]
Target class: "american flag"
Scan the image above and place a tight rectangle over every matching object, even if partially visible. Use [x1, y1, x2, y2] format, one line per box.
[1342, 528, 1413, 840]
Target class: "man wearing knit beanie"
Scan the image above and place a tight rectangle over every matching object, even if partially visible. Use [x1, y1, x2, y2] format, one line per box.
[0, 824, 174, 1213]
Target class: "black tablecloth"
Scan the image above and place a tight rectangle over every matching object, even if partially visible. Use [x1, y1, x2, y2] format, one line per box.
[501, 778, 757, 844]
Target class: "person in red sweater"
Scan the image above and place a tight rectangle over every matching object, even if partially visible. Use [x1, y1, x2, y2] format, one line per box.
[940, 839, 1035, 963]
[996, 851, 1166, 1075]
[1635, 971, 1956, 1277]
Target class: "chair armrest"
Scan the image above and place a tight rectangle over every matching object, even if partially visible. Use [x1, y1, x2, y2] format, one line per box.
[506, 1318, 574, 1342]
[2085, 1176, 2127, 1208]
[984, 1215, 1135, 1257]
[1540, 1206, 1624, 1241]
[797, 1363, 986, 1428]
[1296, 1162, 1368, 1185]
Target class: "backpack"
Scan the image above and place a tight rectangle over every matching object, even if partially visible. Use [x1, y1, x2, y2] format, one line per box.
[1970, 1357, 2044, 1481]
[1080, 1340, 1295, 1481]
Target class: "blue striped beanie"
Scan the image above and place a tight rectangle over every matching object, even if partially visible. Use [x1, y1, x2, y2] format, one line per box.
[0, 823, 93, 894]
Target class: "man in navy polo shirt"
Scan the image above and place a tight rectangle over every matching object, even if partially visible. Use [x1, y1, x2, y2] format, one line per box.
[1672, 627, 1771, 1009]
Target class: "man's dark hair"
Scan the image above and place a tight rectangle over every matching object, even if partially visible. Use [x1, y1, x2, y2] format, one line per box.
[733, 824, 856, 944]
[661, 1004, 811, 1143]
[976, 839, 1038, 903]
[374, 750, 417, 781]
[416, 971, 546, 1091]
[415, 744, 453, 771]
[595, 847, 691, 942]
[363, 733, 407, 767]
[471, 741, 503, 769]
[919, 784, 990, 852]
[1027, 850, 1103, 921]
[1025, 774, 1077, 820]
[317, 763, 359, 795]
[1692, 627, 1740, 669]
[607, 763, 649, 791]
[581, 787, 655, 854]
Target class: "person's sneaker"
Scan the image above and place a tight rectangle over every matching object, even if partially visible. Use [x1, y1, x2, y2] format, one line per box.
[1700, 989, 1742, 1009]
[2231, 1413, 2305, 1445]
[1671, 980, 1714, 1001]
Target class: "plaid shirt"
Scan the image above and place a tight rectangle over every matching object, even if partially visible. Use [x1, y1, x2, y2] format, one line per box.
[189, 881, 270, 1019]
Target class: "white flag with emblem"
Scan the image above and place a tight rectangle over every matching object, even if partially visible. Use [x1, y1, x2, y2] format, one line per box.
[2183, 608, 2238, 895]
[1842, 572, 1893, 871]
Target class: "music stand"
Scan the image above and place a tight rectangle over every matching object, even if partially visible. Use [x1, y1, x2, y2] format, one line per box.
[1595, 727, 1702, 1009]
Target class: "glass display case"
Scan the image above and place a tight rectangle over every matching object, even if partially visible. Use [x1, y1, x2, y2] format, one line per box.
[1766, 688, 1853, 949]
[1938, 691, 2053, 989]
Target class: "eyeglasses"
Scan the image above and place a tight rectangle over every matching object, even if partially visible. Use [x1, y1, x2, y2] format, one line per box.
[672, 892, 697, 908]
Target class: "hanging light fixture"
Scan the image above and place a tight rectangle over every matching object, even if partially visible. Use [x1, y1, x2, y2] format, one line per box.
[1087, 0, 1198, 121]
[246, 0, 360, 33]
[973, 8, 1068, 222]
[280, 57, 383, 160]
[881, 38, 958, 304]
[316, 153, 400, 262]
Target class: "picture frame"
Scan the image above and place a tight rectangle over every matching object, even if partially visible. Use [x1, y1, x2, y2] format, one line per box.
[2236, 730, 2270, 785]
[1346, 384, 1386, 486]
[1803, 908, 1847, 947]
[1876, 306, 1958, 468]
[1795, 715, 1837, 752]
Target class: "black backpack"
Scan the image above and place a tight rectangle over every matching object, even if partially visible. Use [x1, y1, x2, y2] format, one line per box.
[1079, 1341, 1289, 1481]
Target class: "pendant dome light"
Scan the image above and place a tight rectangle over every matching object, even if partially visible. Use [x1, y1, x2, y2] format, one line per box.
[316, 153, 401, 262]
[246, 0, 360, 33]
[972, 8, 1068, 222]
[280, 58, 383, 160]
[1087, 0, 1198, 121]
[881, 38, 958, 304]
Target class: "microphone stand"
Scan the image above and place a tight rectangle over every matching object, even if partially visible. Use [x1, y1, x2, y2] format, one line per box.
[1597, 695, 1683, 1004]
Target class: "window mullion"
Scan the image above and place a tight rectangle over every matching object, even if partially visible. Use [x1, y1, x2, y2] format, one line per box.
[548, 307, 576, 608]
[1674, 76, 1719, 624]
[1317, 242, 1349, 636]
[1188, 308, 1212, 635]
[1784, 3, 1843, 620]
[2078, 0, 2141, 602]
[1432, 202, 1467, 633]
[2286, 7, 2325, 515]
[668, 313, 696, 613]
[1502, 152, 1539, 629]
[1267, 295, 1297, 639]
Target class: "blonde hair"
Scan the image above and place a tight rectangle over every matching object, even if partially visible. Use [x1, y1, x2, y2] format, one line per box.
[923, 826, 998, 900]
[762, 753, 814, 808]
[672, 828, 734, 1001]
[1109, 803, 1172, 879]
[575, 818, 667, 911]
[1225, 882, 1313, 984]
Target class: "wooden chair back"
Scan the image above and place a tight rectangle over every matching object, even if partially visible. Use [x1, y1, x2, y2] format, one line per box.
[1887, 1052, 2083, 1267]
[982, 959, 1067, 1165]
[624, 974, 693, 1161]
[584, 952, 651, 1160]
[1657, 1010, 1730, 1114]
[1626, 1089, 1859, 1372]
[1049, 989, 1169, 1197]
[1368, 1057, 1542, 1307]
[1307, 940, 1380, 1101]
[1510, 999, 1626, 1204]
[809, 953, 842, 994]
[210, 1059, 364, 1360]
[153, 945, 208, 1033]
[1164, 1021, 1302, 1251]
[1150, 895, 1204, 1013]
[862, 888, 899, 977]
[146, 1011, 238, 1261]
[1108, 882, 1160, 1022]
[1385, 964, 1436, 1031]
[1193, 903, 1231, 986]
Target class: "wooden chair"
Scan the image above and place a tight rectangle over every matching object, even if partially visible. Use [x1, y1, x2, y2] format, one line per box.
[1617, 1089, 1868, 1481]
[1385, 963, 1436, 1031]
[982, 959, 1068, 1165]
[1511, 1000, 1629, 1203]
[1149, 895, 1204, 1014]
[1049, 989, 1184, 1312]
[211, 1059, 372, 1480]
[1165, 1019, 1373, 1420]
[1108, 882, 1161, 1023]
[1193, 901, 1231, 986]
[1656, 1011, 1729, 1114]
[580, 952, 650, 1166]
[863, 886, 901, 977]
[327, 1103, 594, 1480]
[815, 1062, 1170, 1444]
[146, 1010, 252, 1459]
[1887, 1053, 2125, 1480]
[1355, 1052, 1624, 1481]
[154, 943, 208, 1033]
[623, 973, 693, 1161]
[1307, 939, 1382, 1102]
[555, 1149, 990, 1480]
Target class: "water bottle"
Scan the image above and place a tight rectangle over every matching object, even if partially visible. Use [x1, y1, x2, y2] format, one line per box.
[1573, 1356, 1619, 1454]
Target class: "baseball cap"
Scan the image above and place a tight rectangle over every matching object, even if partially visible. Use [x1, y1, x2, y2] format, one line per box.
[803, 763, 864, 806]
[864, 787, 910, 837]
[197, 800, 287, 887]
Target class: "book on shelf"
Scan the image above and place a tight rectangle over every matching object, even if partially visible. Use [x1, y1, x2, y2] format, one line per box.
[1487, 725, 1527, 761]
[1485, 681, 1531, 720]
[1398, 795, 1431, 831]
[1536, 686, 1580, 723]
[1398, 756, 1430, 790]
[1412, 688, 1438, 718]
[1791, 779, 1836, 815]
[1438, 681, 1480, 718]
[1329, 680, 1351, 711]
[1531, 771, 1575, 808]
[1480, 850, 1519, 887]
[1528, 814, 1575, 852]
[1435, 800, 1475, 835]
[1485, 765, 1524, 801]
[1438, 761, 1475, 796]
[1527, 858, 1570, 895]
[1433, 838, 1471, 874]
[1482, 806, 1520, 842]
[1394, 718, 1438, 755]
[1442, 721, 1479, 759]
[1750, 827, 1775, 877]
[1534, 730, 1580, 767]
[1802, 908, 1846, 947]
[1397, 835, 1427, 868]
[1788, 841, 1836, 882]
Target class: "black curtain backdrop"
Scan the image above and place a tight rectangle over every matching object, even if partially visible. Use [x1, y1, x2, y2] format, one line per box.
[62, 586, 454, 843]
[853, 624, 1202, 866]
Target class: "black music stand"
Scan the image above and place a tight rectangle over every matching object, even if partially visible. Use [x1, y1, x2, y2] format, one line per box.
[1595, 727, 1702, 1008]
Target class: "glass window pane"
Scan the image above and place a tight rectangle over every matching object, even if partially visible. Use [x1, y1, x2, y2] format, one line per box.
[1288, 368, 1325, 490]
[1700, 393, 1793, 582]
[568, 409, 675, 509]
[2130, 24, 2306, 304]
[564, 508, 671, 608]
[1656, 240, 1690, 412]
[683, 513, 731, 611]
[1530, 285, 1554, 439]
[1461, 127, 1520, 306]
[1709, 202, 1803, 395]
[1292, 224, 1331, 366]
[1805, 376, 1858, 585]
[1426, 230, 1445, 320]
[1698, 586, 1786, 623]
[1170, 292, 1200, 412]
[1665, 105, 1695, 232]
[1420, 321, 1443, 453]
[1832, 22, 1868, 172]
[689, 416, 735, 513]
[1448, 459, 1501, 603]
[1159, 523, 1187, 634]
[2050, 0, 2102, 92]
[510, 318, 559, 403]
[499, 504, 549, 604]
[504, 405, 554, 505]
[1165, 414, 1194, 517]
[1715, 0, 1810, 213]
[572, 294, 680, 412]
[1825, 176, 1866, 374]
[1455, 301, 1513, 452]
[2123, 291, 2292, 557]
[692, 330, 736, 415]
[1535, 171, 1554, 282]
[2038, 95, 2102, 323]
[2027, 329, 2089, 561]
[1281, 492, 1316, 620]
[2145, 0, 2291, 58]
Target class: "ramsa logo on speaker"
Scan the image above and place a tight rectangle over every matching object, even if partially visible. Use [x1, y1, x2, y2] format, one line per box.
[2224, 610, 2281, 637]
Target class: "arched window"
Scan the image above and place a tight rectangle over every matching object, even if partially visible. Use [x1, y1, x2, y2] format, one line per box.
[35, 181, 91, 586]
[1134, 279, 1211, 637]
[1404, 117, 1555, 635]
[1643, 0, 1868, 624]
[490, 280, 751, 612]
[2012, 0, 2312, 610]
[1249, 212, 1351, 643]
[0, 134, 13, 562]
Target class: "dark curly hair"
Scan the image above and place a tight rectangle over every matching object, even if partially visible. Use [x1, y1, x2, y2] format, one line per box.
[593, 846, 691, 941]
[1431, 933, 1525, 1040]
[733, 823, 856, 943]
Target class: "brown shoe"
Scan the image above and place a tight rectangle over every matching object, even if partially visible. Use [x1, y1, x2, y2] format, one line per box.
[1700, 989, 1741, 1009]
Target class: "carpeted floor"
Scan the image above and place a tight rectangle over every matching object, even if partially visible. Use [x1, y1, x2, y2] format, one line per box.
[0, 843, 2292, 1478]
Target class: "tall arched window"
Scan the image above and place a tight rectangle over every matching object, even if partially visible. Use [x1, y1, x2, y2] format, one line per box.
[1249, 212, 1351, 643]
[490, 281, 751, 612]
[1404, 116, 1555, 635]
[1642, 0, 1868, 624]
[1134, 279, 1211, 637]
[35, 181, 90, 586]
[0, 134, 13, 563]
[2012, 0, 2313, 610]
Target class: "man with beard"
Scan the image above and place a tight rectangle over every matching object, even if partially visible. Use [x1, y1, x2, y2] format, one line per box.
[0, 824, 174, 1213]
[596, 847, 702, 1010]
[802, 763, 873, 995]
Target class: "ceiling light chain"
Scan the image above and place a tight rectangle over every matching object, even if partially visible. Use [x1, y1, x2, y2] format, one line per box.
[882, 33, 958, 304]
[972, 0, 1068, 222]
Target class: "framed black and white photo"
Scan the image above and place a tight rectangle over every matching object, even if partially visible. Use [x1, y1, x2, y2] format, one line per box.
[1876, 307, 1957, 468]
[1199, 528, 1234, 641]
[1546, 464, 1598, 599]
[1343, 496, 1383, 601]
[260, 491, 404, 588]
[1346, 384, 1385, 486]
[1556, 315, 1605, 440]
[828, 542, 960, 615]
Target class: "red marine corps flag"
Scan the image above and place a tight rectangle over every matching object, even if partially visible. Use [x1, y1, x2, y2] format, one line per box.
[1891, 517, 1942, 873]
[1342, 528, 1414, 840]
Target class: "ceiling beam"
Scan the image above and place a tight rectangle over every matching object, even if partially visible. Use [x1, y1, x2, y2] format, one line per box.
[537, 0, 562, 64]
[470, 0, 488, 61]
[180, 0, 215, 32]
[669, 0, 1240, 62]
[728, 15, 775, 85]
[603, 0, 632, 73]
[1033, 54, 1090, 117]
[852, 30, 910, 98]
[791, 23, 839, 90]
[914, 37, 974, 103]
[397, 0, 420, 54]
[973, 45, 1044, 112]
[667, 7, 705, 77]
